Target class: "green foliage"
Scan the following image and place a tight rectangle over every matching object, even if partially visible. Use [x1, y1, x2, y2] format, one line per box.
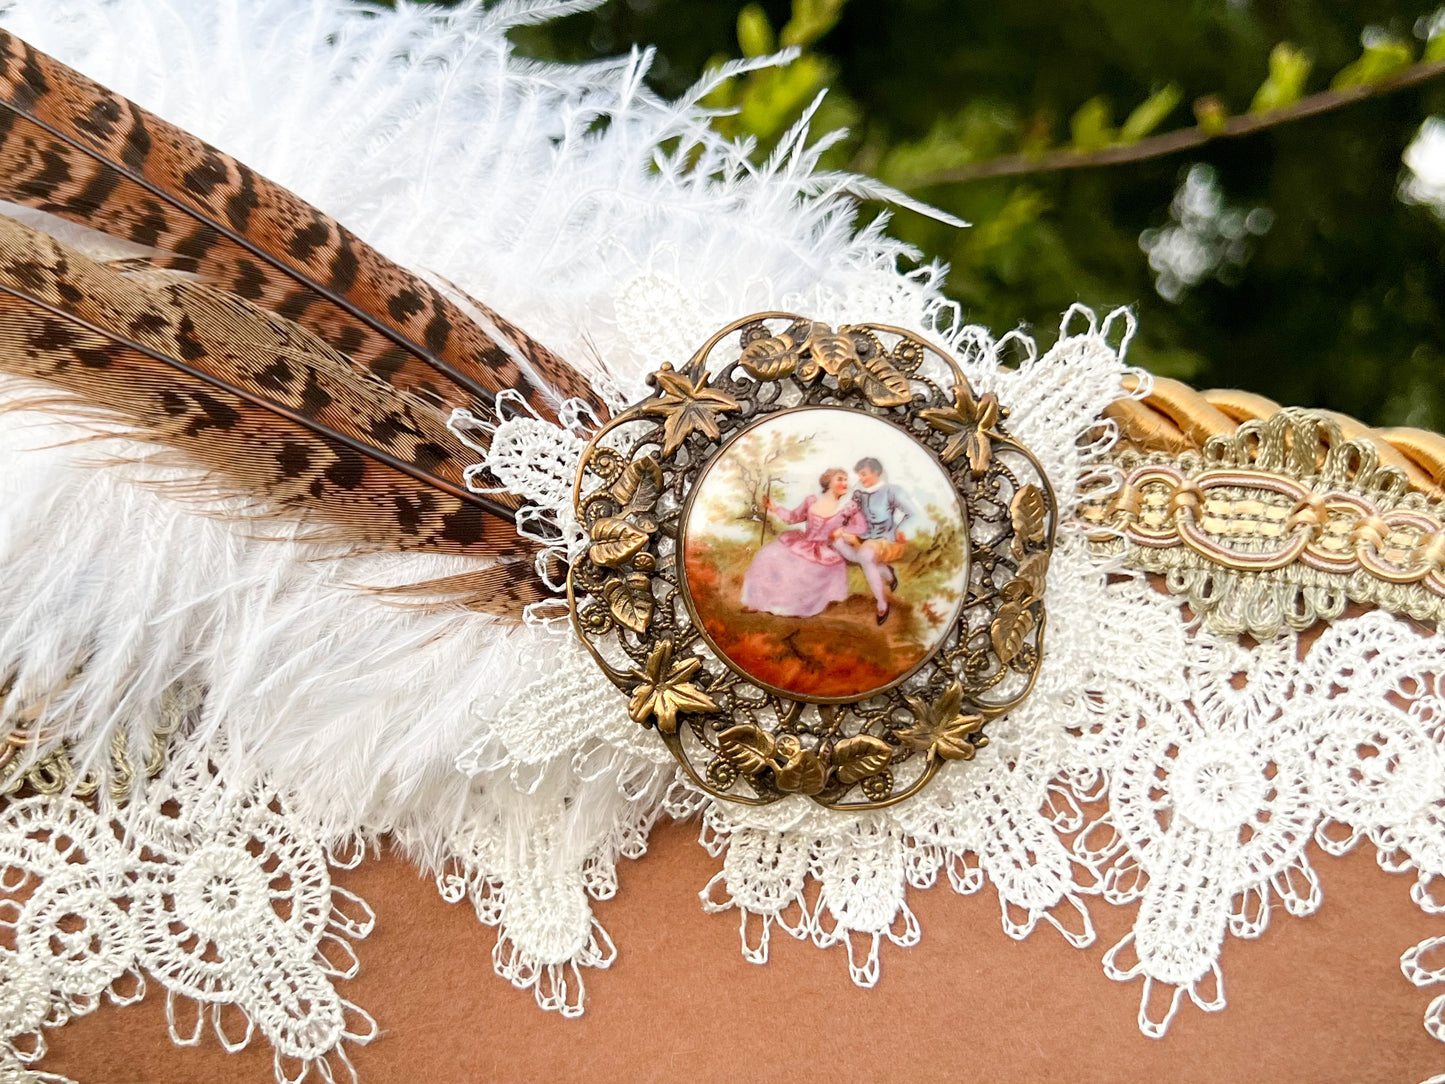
[1121, 84, 1182, 142]
[736, 4, 774, 57]
[877, 101, 1016, 185]
[1428, 24, 1445, 61]
[512, 0, 1445, 431]
[698, 0, 857, 145]
[778, 0, 848, 48]
[1331, 33, 1414, 88]
[1070, 96, 1116, 151]
[1193, 94, 1229, 134]
[1250, 43, 1312, 112]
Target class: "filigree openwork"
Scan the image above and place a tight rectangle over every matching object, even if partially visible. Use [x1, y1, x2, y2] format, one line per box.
[568, 314, 1056, 809]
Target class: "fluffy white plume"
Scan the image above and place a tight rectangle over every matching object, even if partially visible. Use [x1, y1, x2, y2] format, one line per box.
[3, 9, 1439, 1070]
[0, 0, 984, 873]
[0, 0, 1138, 1027]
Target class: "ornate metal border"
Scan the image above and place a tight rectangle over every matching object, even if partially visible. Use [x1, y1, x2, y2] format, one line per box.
[568, 313, 1056, 810]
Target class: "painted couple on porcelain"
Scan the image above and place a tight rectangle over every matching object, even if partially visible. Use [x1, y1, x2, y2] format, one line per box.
[680, 408, 967, 699]
[741, 458, 914, 625]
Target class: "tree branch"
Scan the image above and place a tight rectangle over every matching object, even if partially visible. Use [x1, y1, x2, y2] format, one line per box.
[908, 57, 1445, 187]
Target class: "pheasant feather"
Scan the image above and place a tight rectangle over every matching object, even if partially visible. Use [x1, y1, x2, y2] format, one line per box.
[0, 212, 550, 615]
[0, 28, 604, 427]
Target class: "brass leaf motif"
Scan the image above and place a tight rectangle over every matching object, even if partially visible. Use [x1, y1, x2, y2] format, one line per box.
[717, 726, 829, 794]
[918, 406, 964, 449]
[603, 572, 655, 632]
[1015, 550, 1050, 600]
[738, 335, 799, 380]
[991, 599, 1036, 665]
[899, 682, 986, 761]
[626, 641, 718, 734]
[919, 384, 998, 470]
[832, 734, 894, 786]
[999, 578, 1032, 604]
[642, 366, 741, 457]
[964, 428, 992, 476]
[588, 517, 648, 568]
[807, 328, 859, 376]
[569, 315, 1057, 810]
[1010, 484, 1048, 550]
[772, 735, 828, 795]
[809, 326, 913, 407]
[610, 455, 663, 515]
[853, 350, 913, 408]
[717, 724, 776, 776]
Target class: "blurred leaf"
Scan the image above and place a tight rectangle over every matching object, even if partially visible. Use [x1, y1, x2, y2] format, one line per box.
[737, 5, 774, 59]
[1426, 31, 1445, 63]
[965, 187, 1050, 261]
[1069, 96, 1115, 151]
[1250, 43, 1312, 112]
[737, 55, 832, 142]
[780, 0, 849, 49]
[1018, 110, 1054, 157]
[508, 0, 1445, 433]
[1121, 84, 1182, 143]
[878, 101, 1019, 185]
[1331, 35, 1413, 89]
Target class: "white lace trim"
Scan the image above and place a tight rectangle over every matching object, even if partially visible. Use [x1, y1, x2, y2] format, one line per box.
[0, 1, 1439, 1078]
[691, 609, 1445, 1048]
[442, 287, 1445, 1055]
[445, 289, 1445, 1063]
[2, 328, 1440, 1081]
[1, 297, 1438, 1079]
[0, 753, 376, 1083]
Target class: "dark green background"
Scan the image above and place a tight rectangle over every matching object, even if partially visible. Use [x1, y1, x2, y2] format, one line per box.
[504, 1, 1445, 428]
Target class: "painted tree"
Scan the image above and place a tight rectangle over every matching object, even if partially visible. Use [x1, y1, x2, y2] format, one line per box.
[708, 428, 816, 543]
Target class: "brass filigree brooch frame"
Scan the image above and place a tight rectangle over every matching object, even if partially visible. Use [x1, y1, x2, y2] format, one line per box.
[569, 313, 1056, 809]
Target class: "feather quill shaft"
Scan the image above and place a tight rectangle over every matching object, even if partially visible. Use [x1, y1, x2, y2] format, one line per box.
[0, 281, 494, 513]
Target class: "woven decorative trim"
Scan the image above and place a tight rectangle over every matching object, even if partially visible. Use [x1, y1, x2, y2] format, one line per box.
[0, 683, 193, 802]
[1105, 375, 1445, 499]
[1082, 409, 1445, 637]
[0, 747, 377, 1080]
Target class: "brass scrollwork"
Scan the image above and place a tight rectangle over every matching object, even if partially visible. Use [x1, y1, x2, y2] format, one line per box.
[569, 313, 1057, 810]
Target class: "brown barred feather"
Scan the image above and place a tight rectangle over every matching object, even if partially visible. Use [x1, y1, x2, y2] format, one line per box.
[0, 30, 606, 428]
[0, 213, 549, 618]
[123, 269, 501, 495]
[370, 560, 566, 614]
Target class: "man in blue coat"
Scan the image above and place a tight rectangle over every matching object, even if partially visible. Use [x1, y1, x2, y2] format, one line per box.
[831, 457, 916, 624]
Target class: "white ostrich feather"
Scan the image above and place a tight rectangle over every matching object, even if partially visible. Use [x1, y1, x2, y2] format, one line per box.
[3, 7, 1442, 1074]
[0, 0, 971, 853]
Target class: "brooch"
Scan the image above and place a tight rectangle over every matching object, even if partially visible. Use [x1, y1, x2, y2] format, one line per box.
[570, 314, 1056, 808]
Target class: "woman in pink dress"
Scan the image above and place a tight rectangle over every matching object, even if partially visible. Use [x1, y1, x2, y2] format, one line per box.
[740, 468, 860, 618]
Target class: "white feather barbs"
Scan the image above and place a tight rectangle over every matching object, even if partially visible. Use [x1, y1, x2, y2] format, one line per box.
[0, 3, 1441, 1082]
